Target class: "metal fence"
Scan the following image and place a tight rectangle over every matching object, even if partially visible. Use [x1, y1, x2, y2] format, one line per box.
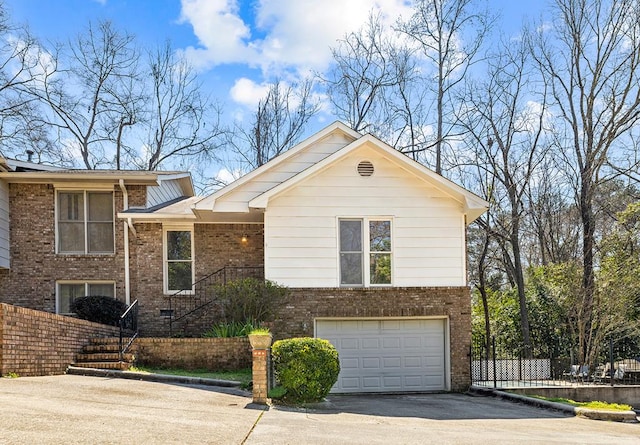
[470, 335, 640, 388]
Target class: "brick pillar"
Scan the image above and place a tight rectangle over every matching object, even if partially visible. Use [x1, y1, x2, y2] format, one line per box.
[252, 348, 269, 404]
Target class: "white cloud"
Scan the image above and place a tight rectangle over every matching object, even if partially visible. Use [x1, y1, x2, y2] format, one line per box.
[215, 167, 242, 185]
[180, 0, 258, 68]
[229, 77, 271, 108]
[179, 0, 412, 74]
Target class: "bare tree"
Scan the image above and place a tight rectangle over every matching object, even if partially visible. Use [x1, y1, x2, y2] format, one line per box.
[530, 0, 640, 365]
[322, 13, 403, 134]
[458, 35, 550, 355]
[398, 0, 493, 175]
[27, 20, 139, 169]
[229, 79, 318, 169]
[525, 161, 581, 266]
[0, 3, 54, 160]
[142, 41, 225, 171]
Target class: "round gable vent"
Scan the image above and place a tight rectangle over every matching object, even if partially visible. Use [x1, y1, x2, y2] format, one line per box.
[357, 160, 374, 177]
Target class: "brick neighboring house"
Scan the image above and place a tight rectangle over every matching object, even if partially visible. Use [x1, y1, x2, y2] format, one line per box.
[0, 122, 488, 393]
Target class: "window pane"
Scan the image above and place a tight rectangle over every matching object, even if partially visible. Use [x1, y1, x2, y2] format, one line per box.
[167, 231, 191, 260]
[340, 220, 362, 251]
[88, 283, 115, 298]
[340, 252, 363, 285]
[370, 253, 391, 284]
[88, 192, 113, 221]
[168, 262, 193, 290]
[370, 220, 391, 252]
[59, 283, 85, 314]
[58, 192, 84, 222]
[88, 222, 114, 253]
[58, 222, 85, 252]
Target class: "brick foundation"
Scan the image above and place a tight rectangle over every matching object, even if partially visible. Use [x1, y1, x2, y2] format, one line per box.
[272, 286, 472, 392]
[0, 303, 120, 376]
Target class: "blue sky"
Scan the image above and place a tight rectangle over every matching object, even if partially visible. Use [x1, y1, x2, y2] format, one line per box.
[4, 0, 546, 122]
[3, 0, 547, 182]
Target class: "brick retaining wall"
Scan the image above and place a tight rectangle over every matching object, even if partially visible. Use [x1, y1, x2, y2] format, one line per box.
[0, 303, 120, 376]
[132, 337, 251, 371]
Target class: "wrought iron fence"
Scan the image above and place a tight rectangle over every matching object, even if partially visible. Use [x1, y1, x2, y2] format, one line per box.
[471, 334, 640, 388]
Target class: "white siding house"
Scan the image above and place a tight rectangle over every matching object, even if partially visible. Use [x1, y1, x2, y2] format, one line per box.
[260, 145, 468, 287]
[243, 132, 487, 289]
[120, 121, 489, 393]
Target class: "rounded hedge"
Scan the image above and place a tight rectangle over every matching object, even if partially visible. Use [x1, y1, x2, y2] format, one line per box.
[271, 337, 340, 403]
[70, 295, 128, 326]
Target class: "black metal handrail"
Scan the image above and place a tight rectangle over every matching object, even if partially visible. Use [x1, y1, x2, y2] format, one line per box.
[168, 265, 264, 336]
[119, 299, 139, 362]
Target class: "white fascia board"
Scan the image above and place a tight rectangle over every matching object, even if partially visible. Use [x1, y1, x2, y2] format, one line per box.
[194, 121, 361, 211]
[117, 212, 197, 220]
[0, 171, 162, 185]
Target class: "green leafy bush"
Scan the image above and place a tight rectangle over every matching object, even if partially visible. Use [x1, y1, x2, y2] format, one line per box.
[202, 320, 256, 338]
[271, 337, 340, 403]
[71, 295, 128, 326]
[215, 278, 287, 324]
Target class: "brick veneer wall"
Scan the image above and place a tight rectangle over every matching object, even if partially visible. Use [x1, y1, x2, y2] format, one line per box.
[0, 183, 145, 311]
[132, 337, 251, 370]
[0, 303, 119, 376]
[132, 223, 264, 336]
[272, 286, 472, 392]
[0, 181, 263, 338]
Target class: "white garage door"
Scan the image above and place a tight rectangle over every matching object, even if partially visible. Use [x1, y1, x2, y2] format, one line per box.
[316, 318, 447, 393]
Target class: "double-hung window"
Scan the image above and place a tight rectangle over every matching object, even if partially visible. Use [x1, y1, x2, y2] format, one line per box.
[339, 218, 392, 286]
[57, 281, 115, 315]
[57, 191, 114, 254]
[164, 226, 194, 293]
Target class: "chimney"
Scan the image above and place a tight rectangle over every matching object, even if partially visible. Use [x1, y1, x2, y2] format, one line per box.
[26, 150, 34, 162]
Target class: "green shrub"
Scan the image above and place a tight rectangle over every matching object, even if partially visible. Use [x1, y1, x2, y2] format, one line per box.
[271, 337, 340, 403]
[202, 320, 256, 338]
[215, 278, 288, 324]
[71, 295, 128, 326]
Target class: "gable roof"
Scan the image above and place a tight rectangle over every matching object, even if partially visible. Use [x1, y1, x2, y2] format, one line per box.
[194, 121, 360, 213]
[247, 133, 488, 224]
[192, 123, 487, 224]
[117, 121, 488, 224]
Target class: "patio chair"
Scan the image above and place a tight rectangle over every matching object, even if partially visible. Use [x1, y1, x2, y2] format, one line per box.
[576, 365, 589, 383]
[591, 365, 606, 384]
[614, 365, 625, 381]
[563, 364, 589, 383]
[563, 364, 580, 382]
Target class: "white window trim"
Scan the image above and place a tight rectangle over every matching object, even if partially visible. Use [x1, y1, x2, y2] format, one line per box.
[55, 189, 115, 255]
[163, 224, 195, 295]
[56, 280, 116, 315]
[337, 217, 394, 288]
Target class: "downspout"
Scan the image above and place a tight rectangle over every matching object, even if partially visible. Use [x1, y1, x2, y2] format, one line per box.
[118, 179, 136, 306]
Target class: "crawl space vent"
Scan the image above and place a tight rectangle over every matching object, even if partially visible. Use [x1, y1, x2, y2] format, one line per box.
[357, 161, 374, 177]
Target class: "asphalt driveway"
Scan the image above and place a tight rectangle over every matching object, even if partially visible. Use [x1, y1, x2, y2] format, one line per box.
[0, 375, 638, 444]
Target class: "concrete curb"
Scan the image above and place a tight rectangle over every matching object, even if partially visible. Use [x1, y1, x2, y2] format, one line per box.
[66, 366, 250, 394]
[468, 386, 638, 423]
